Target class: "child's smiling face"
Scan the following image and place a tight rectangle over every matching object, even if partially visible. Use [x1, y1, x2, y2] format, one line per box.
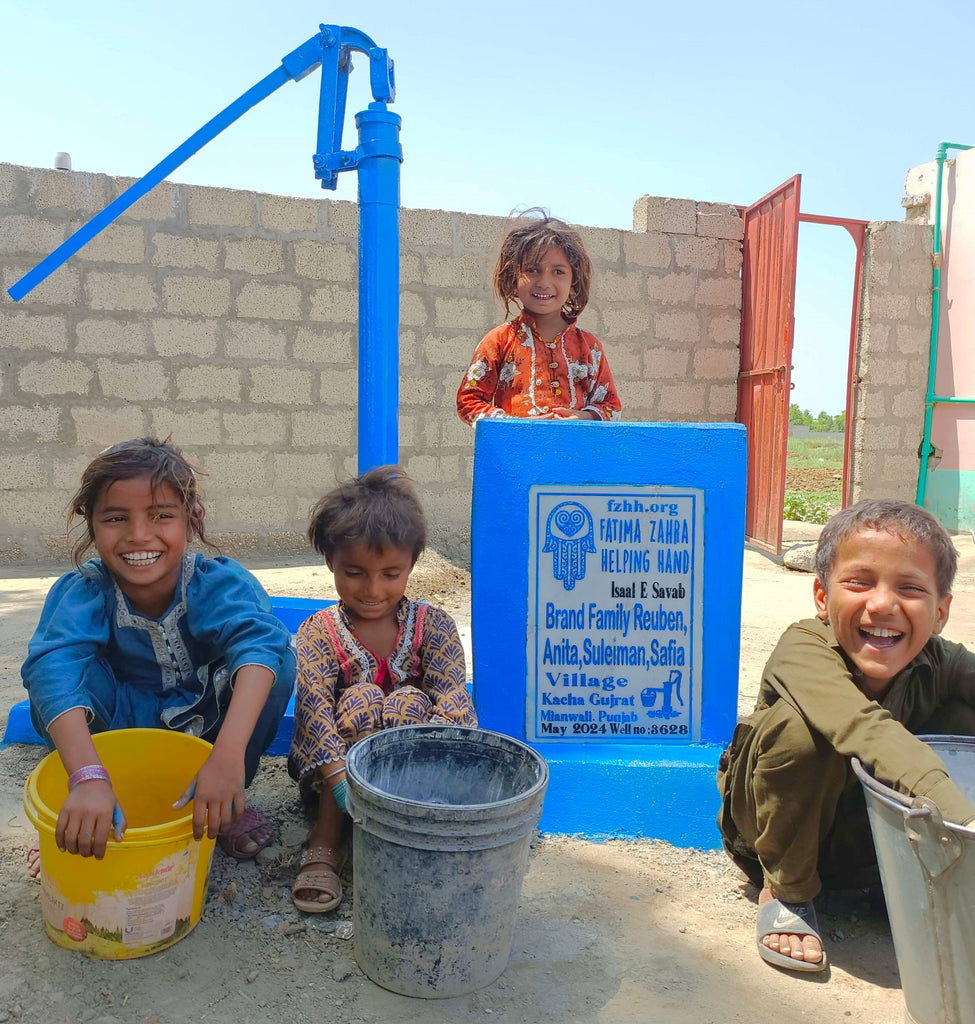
[516, 245, 572, 324]
[814, 527, 951, 697]
[92, 474, 191, 617]
[328, 541, 414, 627]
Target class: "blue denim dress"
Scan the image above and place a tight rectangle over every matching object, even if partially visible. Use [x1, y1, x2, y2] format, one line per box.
[22, 553, 295, 783]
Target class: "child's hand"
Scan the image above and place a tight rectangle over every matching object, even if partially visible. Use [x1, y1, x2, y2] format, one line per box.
[547, 408, 596, 420]
[172, 663, 272, 840]
[56, 779, 125, 859]
[175, 748, 246, 841]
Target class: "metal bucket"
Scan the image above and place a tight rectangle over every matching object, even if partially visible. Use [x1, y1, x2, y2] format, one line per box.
[346, 725, 549, 998]
[853, 736, 975, 1024]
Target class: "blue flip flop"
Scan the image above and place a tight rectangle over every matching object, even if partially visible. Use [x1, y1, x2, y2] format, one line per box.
[756, 898, 829, 973]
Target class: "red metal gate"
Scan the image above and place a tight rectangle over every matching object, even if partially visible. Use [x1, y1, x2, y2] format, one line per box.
[737, 175, 801, 554]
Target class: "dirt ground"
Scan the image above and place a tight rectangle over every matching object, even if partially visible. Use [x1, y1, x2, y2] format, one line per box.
[3, 529, 975, 1024]
[784, 464, 842, 493]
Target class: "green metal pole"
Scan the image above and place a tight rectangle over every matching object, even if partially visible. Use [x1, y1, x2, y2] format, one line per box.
[916, 142, 974, 506]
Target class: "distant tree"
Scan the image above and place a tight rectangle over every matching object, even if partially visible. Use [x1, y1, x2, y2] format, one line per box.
[834, 411, 846, 433]
[789, 403, 804, 425]
[814, 411, 832, 432]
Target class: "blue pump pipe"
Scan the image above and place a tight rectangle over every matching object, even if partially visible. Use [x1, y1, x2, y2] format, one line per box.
[355, 104, 401, 466]
[7, 25, 401, 472]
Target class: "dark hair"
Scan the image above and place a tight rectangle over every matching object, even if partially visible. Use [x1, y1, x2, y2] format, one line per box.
[815, 498, 957, 597]
[493, 208, 592, 323]
[307, 465, 426, 564]
[69, 436, 211, 565]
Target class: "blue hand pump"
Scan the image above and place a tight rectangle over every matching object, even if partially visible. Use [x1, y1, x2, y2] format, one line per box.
[7, 25, 402, 471]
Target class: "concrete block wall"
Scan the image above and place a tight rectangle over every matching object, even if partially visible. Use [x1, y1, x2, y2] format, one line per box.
[0, 162, 744, 563]
[629, 196, 744, 420]
[848, 221, 932, 504]
[0, 165, 360, 563]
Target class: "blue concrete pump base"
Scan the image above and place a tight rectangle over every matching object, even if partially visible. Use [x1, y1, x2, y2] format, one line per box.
[470, 420, 746, 851]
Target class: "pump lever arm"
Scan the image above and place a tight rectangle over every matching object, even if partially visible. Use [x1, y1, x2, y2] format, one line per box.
[9, 30, 327, 301]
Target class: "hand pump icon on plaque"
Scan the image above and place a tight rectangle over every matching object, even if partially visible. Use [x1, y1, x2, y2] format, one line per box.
[641, 670, 684, 720]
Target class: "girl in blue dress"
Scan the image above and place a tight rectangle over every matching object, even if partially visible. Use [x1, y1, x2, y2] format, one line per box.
[22, 437, 295, 867]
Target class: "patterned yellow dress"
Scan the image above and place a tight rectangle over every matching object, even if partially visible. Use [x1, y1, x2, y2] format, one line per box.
[287, 598, 477, 789]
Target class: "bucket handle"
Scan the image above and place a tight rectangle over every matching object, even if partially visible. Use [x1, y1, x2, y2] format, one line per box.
[903, 796, 964, 878]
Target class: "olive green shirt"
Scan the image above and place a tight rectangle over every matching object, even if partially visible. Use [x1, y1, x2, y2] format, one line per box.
[757, 617, 975, 825]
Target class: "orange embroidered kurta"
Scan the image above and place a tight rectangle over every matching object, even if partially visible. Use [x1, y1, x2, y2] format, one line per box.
[456, 316, 622, 425]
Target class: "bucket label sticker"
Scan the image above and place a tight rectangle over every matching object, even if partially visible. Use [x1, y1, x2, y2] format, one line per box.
[39, 845, 201, 956]
[122, 847, 199, 948]
[528, 485, 704, 743]
[123, 873, 180, 946]
[40, 878, 70, 928]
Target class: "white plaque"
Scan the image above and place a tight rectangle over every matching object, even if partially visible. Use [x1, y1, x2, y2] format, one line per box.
[527, 485, 704, 743]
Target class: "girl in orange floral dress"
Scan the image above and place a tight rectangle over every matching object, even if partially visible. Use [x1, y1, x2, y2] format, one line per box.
[287, 467, 477, 913]
[457, 211, 622, 424]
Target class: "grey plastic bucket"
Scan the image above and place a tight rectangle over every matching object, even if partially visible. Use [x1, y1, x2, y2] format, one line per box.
[853, 736, 975, 1024]
[345, 724, 549, 998]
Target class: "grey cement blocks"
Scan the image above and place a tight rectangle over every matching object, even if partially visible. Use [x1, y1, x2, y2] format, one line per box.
[0, 167, 750, 559]
[850, 221, 932, 504]
[0, 163, 921, 562]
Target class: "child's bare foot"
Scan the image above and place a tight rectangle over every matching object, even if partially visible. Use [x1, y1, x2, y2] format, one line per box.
[758, 887, 825, 967]
[217, 806, 272, 860]
[27, 846, 40, 879]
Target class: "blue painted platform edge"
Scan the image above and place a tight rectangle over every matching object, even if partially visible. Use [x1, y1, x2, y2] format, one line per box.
[267, 596, 336, 633]
[539, 747, 724, 848]
[537, 826, 722, 848]
[1, 700, 42, 748]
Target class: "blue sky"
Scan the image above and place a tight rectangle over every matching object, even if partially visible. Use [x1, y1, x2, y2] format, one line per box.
[3, 0, 972, 413]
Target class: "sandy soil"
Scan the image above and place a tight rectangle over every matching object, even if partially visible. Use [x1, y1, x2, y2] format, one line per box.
[2, 531, 974, 1024]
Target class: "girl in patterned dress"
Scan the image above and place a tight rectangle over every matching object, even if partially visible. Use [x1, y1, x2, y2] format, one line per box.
[288, 467, 477, 913]
[22, 437, 295, 872]
[457, 210, 622, 424]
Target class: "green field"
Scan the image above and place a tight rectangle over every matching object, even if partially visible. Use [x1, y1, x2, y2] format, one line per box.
[784, 433, 844, 523]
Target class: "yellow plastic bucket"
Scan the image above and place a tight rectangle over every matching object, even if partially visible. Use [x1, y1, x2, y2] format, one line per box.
[23, 728, 216, 959]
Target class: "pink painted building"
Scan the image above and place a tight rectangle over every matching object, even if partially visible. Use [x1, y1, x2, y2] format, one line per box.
[905, 146, 975, 529]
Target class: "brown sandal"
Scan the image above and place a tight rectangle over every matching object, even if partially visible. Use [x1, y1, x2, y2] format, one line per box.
[292, 845, 344, 913]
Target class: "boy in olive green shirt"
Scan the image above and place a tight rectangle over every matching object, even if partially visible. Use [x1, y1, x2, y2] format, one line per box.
[718, 499, 975, 973]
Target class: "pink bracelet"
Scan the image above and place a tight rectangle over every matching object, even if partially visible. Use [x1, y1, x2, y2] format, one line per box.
[68, 764, 111, 790]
